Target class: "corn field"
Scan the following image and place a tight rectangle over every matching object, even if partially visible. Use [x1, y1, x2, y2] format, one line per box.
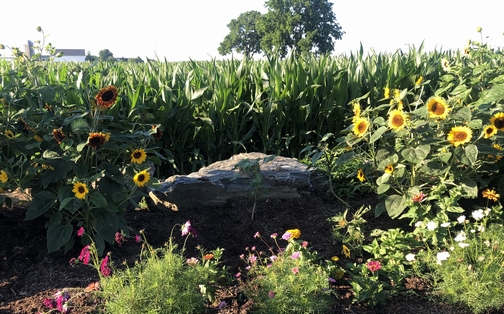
[0, 44, 493, 178]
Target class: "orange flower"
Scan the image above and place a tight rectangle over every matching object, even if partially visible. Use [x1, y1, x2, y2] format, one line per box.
[95, 86, 118, 109]
[52, 129, 65, 144]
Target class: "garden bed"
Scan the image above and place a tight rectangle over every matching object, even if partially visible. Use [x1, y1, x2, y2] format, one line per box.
[0, 190, 474, 313]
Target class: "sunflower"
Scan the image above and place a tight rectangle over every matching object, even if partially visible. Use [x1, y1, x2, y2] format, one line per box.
[384, 87, 390, 99]
[388, 109, 407, 131]
[482, 189, 500, 202]
[357, 169, 365, 182]
[384, 165, 394, 174]
[4, 130, 14, 139]
[131, 148, 147, 164]
[104, 132, 111, 142]
[95, 86, 118, 109]
[133, 169, 151, 187]
[483, 125, 498, 138]
[72, 182, 89, 200]
[447, 126, 472, 147]
[87, 132, 107, 148]
[426, 96, 450, 120]
[0, 170, 8, 183]
[151, 124, 163, 140]
[441, 58, 450, 72]
[415, 76, 423, 86]
[353, 117, 370, 137]
[52, 129, 65, 144]
[490, 112, 504, 131]
[493, 144, 503, 161]
[352, 102, 361, 122]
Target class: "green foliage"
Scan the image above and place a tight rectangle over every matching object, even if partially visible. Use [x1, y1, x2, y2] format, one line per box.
[240, 231, 336, 313]
[219, 0, 344, 58]
[233, 155, 275, 219]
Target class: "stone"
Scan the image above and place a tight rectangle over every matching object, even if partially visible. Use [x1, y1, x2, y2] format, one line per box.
[149, 152, 328, 211]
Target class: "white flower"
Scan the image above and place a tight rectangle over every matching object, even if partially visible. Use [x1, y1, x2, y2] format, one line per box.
[437, 251, 450, 264]
[484, 208, 491, 216]
[484, 240, 491, 247]
[415, 221, 423, 227]
[477, 225, 485, 232]
[472, 209, 485, 221]
[426, 221, 437, 231]
[405, 253, 416, 262]
[457, 215, 466, 224]
[440, 222, 450, 228]
[458, 243, 470, 248]
[454, 231, 466, 242]
[449, 246, 455, 251]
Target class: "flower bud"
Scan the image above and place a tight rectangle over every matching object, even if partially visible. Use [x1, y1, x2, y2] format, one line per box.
[476, 27, 482, 33]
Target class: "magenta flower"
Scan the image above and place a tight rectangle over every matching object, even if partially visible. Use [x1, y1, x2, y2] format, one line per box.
[251, 246, 256, 251]
[329, 277, 336, 283]
[254, 232, 260, 238]
[69, 257, 76, 266]
[100, 255, 112, 277]
[43, 297, 56, 309]
[291, 267, 299, 274]
[270, 233, 278, 239]
[282, 232, 292, 240]
[77, 226, 85, 237]
[268, 291, 276, 298]
[235, 272, 241, 278]
[115, 232, 125, 246]
[291, 251, 301, 259]
[78, 245, 91, 265]
[366, 260, 382, 273]
[135, 234, 141, 243]
[181, 220, 198, 237]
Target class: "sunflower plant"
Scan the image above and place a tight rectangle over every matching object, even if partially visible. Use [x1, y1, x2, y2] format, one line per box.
[344, 39, 504, 226]
[21, 85, 160, 255]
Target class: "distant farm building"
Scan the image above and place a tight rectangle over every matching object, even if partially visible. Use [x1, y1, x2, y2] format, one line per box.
[24, 40, 85, 62]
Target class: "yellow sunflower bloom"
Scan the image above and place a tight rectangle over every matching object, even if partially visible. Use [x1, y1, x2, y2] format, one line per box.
[415, 76, 423, 85]
[482, 189, 500, 202]
[133, 170, 151, 187]
[4, 130, 14, 139]
[72, 182, 89, 200]
[384, 87, 390, 99]
[426, 96, 450, 120]
[490, 112, 504, 131]
[384, 165, 394, 174]
[0, 170, 8, 183]
[357, 169, 365, 182]
[87, 132, 107, 148]
[95, 86, 118, 109]
[447, 126, 472, 147]
[131, 148, 147, 164]
[342, 245, 351, 258]
[483, 125, 498, 138]
[388, 109, 407, 131]
[353, 117, 370, 137]
[352, 102, 361, 122]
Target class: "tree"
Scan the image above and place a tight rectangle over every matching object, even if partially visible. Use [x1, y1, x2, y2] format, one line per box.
[85, 51, 97, 61]
[98, 49, 114, 61]
[218, 0, 344, 58]
[260, 0, 344, 57]
[218, 11, 263, 58]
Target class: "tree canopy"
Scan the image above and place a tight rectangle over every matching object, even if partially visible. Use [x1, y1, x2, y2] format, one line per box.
[218, 0, 344, 58]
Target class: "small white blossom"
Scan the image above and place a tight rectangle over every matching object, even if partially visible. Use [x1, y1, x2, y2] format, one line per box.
[440, 222, 450, 228]
[458, 243, 470, 248]
[426, 221, 437, 231]
[470, 229, 476, 233]
[454, 231, 466, 242]
[484, 208, 491, 216]
[484, 240, 491, 247]
[437, 251, 450, 264]
[472, 209, 485, 221]
[477, 225, 485, 232]
[405, 253, 416, 262]
[457, 215, 466, 224]
[415, 221, 423, 227]
[450, 246, 455, 251]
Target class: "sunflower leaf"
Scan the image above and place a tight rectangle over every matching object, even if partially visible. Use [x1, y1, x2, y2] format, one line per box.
[370, 126, 388, 144]
[47, 224, 73, 253]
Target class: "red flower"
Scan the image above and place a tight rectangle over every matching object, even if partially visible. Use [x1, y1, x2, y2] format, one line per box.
[78, 245, 91, 265]
[77, 227, 85, 237]
[412, 192, 426, 203]
[100, 255, 112, 277]
[115, 232, 125, 246]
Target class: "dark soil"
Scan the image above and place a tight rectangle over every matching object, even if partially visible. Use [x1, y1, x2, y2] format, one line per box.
[0, 189, 473, 314]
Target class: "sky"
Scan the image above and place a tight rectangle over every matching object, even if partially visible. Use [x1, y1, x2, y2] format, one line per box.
[1, 0, 503, 61]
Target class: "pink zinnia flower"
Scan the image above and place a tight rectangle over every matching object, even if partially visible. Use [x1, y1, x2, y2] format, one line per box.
[291, 251, 301, 259]
[115, 232, 125, 246]
[366, 260, 382, 273]
[78, 245, 91, 265]
[77, 226, 85, 237]
[291, 267, 299, 274]
[100, 255, 112, 277]
[412, 192, 426, 203]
